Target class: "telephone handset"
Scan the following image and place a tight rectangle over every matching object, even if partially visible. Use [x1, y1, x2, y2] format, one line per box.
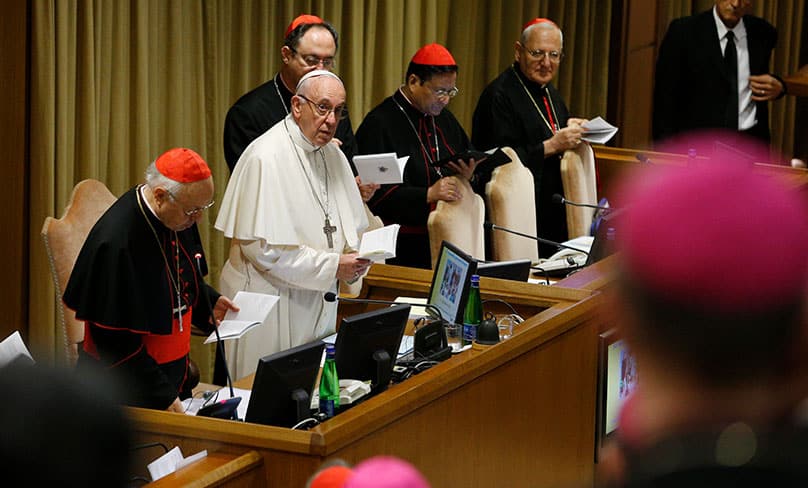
[535, 248, 588, 273]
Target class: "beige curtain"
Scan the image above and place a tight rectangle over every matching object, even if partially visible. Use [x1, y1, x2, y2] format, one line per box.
[657, 1, 805, 159]
[29, 0, 610, 370]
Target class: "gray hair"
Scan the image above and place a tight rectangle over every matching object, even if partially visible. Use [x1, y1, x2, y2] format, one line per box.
[521, 21, 564, 47]
[144, 161, 184, 196]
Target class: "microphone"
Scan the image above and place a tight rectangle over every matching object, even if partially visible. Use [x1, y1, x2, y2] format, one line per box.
[483, 222, 590, 257]
[323, 293, 452, 363]
[194, 253, 240, 416]
[635, 153, 653, 165]
[324, 292, 446, 323]
[551, 193, 610, 211]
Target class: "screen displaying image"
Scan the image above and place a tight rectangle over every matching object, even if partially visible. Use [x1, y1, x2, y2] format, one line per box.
[429, 244, 473, 324]
[604, 339, 638, 435]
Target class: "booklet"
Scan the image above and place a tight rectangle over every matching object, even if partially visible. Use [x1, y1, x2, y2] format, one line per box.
[204, 291, 279, 344]
[352, 153, 409, 185]
[581, 116, 619, 144]
[0, 331, 34, 367]
[358, 224, 400, 262]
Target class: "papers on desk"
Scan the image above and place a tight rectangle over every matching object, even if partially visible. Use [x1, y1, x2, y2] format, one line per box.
[581, 116, 619, 144]
[358, 224, 400, 262]
[147, 446, 208, 481]
[204, 291, 279, 344]
[353, 153, 409, 185]
[0, 331, 34, 367]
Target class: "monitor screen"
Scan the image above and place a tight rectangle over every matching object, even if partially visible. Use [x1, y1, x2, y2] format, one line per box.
[334, 303, 410, 394]
[596, 329, 638, 452]
[428, 241, 478, 324]
[245, 340, 325, 428]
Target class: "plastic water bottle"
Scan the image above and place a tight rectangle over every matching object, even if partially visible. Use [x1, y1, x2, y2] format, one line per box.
[319, 344, 340, 418]
[462, 275, 482, 346]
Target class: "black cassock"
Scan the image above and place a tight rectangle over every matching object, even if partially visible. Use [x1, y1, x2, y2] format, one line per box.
[356, 89, 473, 269]
[63, 187, 219, 409]
[223, 72, 358, 172]
[473, 63, 571, 257]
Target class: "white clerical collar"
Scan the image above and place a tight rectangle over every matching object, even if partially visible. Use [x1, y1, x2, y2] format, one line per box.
[713, 6, 747, 41]
[397, 87, 429, 117]
[285, 113, 322, 153]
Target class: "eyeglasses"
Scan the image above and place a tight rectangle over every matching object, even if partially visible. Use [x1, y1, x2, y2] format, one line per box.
[297, 94, 348, 120]
[166, 189, 215, 217]
[523, 47, 564, 63]
[290, 47, 336, 69]
[429, 85, 459, 99]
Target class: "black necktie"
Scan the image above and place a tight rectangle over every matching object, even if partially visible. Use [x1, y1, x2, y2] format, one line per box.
[724, 31, 738, 130]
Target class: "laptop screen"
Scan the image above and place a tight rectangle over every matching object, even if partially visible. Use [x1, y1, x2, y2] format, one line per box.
[427, 241, 477, 325]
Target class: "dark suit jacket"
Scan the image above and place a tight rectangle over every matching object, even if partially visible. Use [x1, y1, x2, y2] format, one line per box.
[653, 9, 778, 142]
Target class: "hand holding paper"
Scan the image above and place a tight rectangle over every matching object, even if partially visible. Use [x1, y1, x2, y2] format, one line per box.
[204, 291, 279, 344]
[358, 224, 400, 262]
[581, 116, 619, 144]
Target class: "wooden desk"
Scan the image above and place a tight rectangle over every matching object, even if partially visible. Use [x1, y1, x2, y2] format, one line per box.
[129, 263, 613, 487]
[145, 451, 264, 488]
[783, 65, 808, 97]
[593, 146, 808, 197]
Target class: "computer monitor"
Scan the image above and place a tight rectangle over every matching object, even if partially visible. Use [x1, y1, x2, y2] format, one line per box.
[334, 303, 410, 395]
[595, 329, 638, 455]
[244, 340, 325, 428]
[427, 241, 478, 325]
[586, 208, 622, 266]
[476, 259, 531, 282]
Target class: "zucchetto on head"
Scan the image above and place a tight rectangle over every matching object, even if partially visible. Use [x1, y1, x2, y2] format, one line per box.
[285, 14, 324, 38]
[410, 43, 456, 66]
[616, 133, 808, 313]
[155, 148, 211, 183]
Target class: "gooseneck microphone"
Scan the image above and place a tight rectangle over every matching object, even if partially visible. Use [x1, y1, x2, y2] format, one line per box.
[323, 292, 446, 323]
[551, 193, 611, 211]
[194, 253, 237, 401]
[483, 222, 590, 257]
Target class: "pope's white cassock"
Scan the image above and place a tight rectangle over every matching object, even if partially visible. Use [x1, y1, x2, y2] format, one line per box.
[215, 114, 368, 379]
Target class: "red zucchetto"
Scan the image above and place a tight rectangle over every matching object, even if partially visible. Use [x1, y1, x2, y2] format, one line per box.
[616, 133, 808, 313]
[410, 43, 456, 66]
[155, 148, 211, 183]
[522, 17, 558, 32]
[285, 14, 324, 38]
[309, 465, 353, 488]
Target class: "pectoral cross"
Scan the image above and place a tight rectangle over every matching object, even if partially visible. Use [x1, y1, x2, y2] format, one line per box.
[173, 302, 187, 332]
[323, 217, 337, 249]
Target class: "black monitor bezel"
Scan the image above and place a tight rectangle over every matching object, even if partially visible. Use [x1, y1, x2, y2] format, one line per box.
[244, 340, 325, 428]
[476, 259, 531, 282]
[427, 240, 478, 325]
[334, 303, 410, 393]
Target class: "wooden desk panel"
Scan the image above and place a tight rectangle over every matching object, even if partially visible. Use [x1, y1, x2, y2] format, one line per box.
[129, 264, 609, 487]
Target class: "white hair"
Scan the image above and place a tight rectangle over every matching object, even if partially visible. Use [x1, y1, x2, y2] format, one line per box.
[144, 161, 183, 195]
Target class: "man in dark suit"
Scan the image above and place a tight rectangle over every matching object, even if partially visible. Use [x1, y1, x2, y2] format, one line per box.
[653, 0, 785, 143]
